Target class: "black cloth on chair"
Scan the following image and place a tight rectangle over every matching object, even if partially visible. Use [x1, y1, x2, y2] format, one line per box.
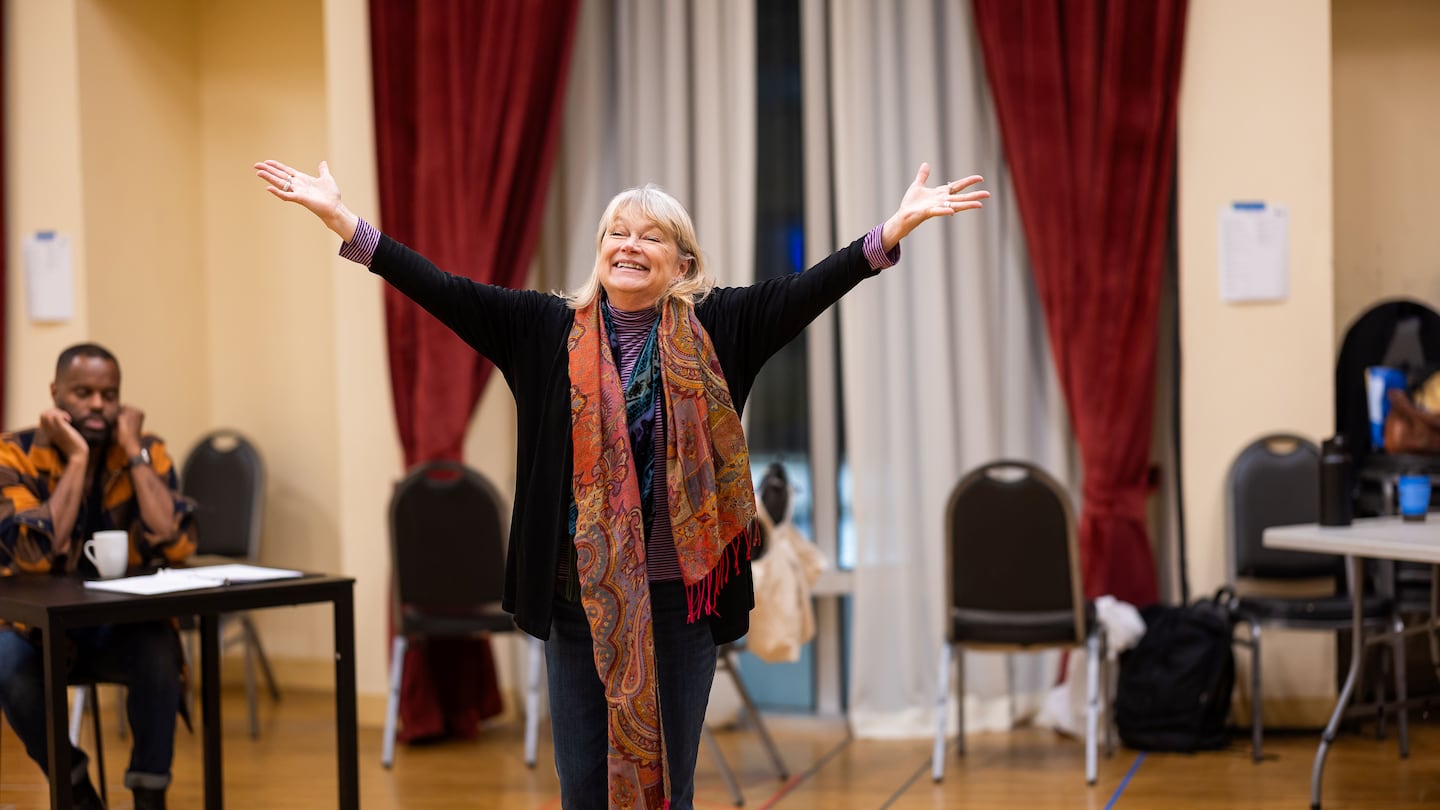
[1334, 299, 1440, 468]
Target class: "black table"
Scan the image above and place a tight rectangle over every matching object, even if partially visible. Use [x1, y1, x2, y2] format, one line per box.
[0, 564, 356, 809]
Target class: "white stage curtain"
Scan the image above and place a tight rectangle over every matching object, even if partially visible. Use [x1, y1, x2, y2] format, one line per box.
[535, 0, 757, 292]
[801, 0, 1075, 738]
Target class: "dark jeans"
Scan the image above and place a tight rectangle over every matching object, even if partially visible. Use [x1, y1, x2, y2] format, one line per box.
[0, 621, 182, 789]
[546, 579, 717, 810]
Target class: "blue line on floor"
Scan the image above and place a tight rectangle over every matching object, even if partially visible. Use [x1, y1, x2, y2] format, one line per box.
[1104, 753, 1146, 809]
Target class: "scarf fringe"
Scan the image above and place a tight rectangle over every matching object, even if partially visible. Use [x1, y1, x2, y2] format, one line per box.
[685, 521, 761, 623]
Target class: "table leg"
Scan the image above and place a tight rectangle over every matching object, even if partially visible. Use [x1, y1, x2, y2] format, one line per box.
[41, 618, 72, 810]
[1311, 555, 1365, 810]
[333, 587, 358, 809]
[201, 614, 223, 810]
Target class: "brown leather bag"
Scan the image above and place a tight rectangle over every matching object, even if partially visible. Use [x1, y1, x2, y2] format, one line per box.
[1383, 387, 1440, 455]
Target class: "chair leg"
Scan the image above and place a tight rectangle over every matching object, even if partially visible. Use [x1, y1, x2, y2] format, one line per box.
[1100, 631, 1115, 757]
[179, 626, 197, 723]
[1005, 652, 1017, 727]
[115, 686, 127, 741]
[88, 684, 107, 808]
[524, 636, 542, 768]
[702, 725, 743, 807]
[242, 615, 282, 701]
[181, 629, 197, 723]
[1429, 565, 1440, 684]
[722, 645, 788, 779]
[1392, 615, 1410, 759]
[1085, 633, 1099, 787]
[244, 628, 259, 739]
[1374, 636, 1389, 741]
[69, 687, 87, 747]
[382, 635, 408, 768]
[242, 615, 278, 739]
[1250, 620, 1263, 762]
[955, 646, 966, 757]
[932, 642, 952, 783]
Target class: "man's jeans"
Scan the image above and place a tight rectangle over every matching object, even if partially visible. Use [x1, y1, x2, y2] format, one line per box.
[546, 579, 717, 810]
[0, 621, 181, 789]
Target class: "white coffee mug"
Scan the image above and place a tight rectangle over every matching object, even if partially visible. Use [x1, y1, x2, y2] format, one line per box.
[83, 530, 130, 579]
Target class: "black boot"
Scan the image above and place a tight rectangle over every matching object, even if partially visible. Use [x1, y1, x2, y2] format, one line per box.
[72, 773, 107, 810]
[133, 786, 167, 810]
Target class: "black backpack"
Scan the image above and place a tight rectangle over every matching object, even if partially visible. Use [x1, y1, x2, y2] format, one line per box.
[1115, 590, 1236, 752]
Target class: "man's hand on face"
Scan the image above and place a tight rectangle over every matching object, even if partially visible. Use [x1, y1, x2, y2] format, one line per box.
[115, 405, 145, 457]
[39, 408, 89, 460]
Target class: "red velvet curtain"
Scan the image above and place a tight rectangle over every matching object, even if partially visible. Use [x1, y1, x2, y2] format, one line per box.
[972, 0, 1187, 607]
[370, 0, 580, 742]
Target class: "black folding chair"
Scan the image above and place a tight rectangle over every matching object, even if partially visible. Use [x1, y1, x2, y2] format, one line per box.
[932, 460, 1111, 785]
[381, 461, 542, 768]
[1226, 433, 1409, 761]
[181, 429, 275, 738]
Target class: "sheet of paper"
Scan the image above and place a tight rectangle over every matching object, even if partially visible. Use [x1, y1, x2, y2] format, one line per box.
[83, 564, 304, 595]
[1218, 202, 1288, 303]
[173, 563, 303, 583]
[24, 231, 74, 322]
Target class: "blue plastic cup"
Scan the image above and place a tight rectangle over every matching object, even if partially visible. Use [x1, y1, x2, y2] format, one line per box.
[1366, 366, 1407, 450]
[1398, 474, 1431, 522]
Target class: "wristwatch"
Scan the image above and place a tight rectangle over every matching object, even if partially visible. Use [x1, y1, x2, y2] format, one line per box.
[127, 446, 151, 469]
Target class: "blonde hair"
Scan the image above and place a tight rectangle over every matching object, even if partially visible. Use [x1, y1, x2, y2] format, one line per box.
[562, 184, 713, 311]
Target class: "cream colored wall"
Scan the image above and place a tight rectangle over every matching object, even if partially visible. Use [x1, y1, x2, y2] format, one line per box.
[1180, 0, 1337, 717]
[75, 0, 211, 471]
[197, 0, 346, 675]
[1333, 0, 1440, 334]
[5, 0, 92, 429]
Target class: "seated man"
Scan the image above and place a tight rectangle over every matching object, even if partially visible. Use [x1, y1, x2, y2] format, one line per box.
[0, 343, 196, 810]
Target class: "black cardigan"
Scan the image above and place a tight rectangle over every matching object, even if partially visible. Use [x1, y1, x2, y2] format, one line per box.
[371, 233, 881, 642]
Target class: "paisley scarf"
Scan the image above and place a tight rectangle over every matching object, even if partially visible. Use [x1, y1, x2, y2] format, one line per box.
[567, 296, 757, 807]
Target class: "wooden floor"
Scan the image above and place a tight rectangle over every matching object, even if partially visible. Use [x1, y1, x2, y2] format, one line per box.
[3, 688, 1439, 808]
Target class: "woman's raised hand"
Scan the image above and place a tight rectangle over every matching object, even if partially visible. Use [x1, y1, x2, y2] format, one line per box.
[880, 163, 989, 251]
[253, 159, 358, 242]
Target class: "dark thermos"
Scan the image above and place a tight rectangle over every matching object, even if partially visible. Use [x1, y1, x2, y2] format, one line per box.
[1319, 435, 1353, 526]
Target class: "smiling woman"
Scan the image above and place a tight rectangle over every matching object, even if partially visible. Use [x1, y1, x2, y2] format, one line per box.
[253, 156, 986, 810]
[567, 184, 710, 312]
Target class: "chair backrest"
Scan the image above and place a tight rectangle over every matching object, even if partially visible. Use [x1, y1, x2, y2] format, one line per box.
[946, 461, 1085, 643]
[389, 461, 508, 611]
[1226, 434, 1337, 580]
[181, 429, 265, 560]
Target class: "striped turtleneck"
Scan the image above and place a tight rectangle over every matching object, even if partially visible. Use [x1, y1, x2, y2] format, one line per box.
[604, 300, 682, 582]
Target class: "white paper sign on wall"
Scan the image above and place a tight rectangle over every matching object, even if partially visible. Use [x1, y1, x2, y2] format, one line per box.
[1218, 202, 1288, 304]
[24, 231, 74, 323]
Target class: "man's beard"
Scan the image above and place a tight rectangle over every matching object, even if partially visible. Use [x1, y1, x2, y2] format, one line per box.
[78, 423, 112, 447]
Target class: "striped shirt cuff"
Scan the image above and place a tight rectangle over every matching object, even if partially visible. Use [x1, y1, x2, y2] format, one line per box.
[338, 218, 381, 267]
[863, 223, 901, 270]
